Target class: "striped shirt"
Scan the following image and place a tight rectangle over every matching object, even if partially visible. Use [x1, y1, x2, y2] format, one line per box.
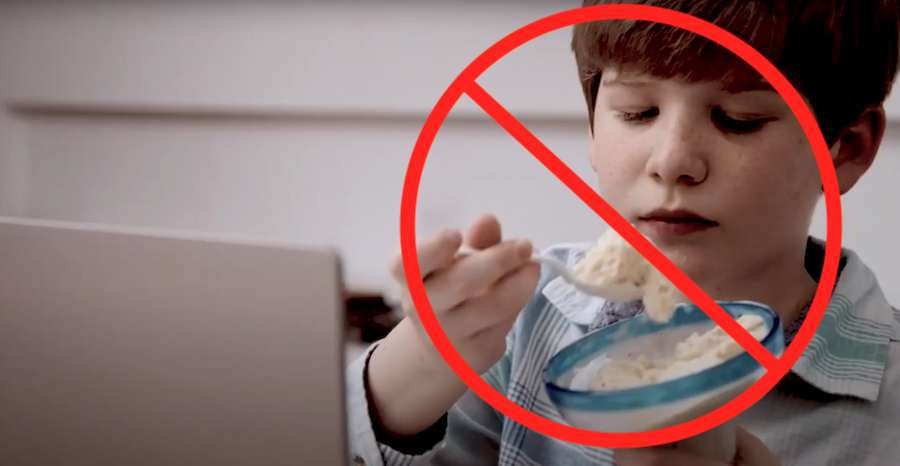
[346, 238, 900, 465]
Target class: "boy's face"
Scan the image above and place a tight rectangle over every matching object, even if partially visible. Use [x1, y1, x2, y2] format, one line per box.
[589, 68, 828, 286]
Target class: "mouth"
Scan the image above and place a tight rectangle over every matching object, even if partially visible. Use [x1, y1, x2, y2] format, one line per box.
[637, 208, 719, 236]
[640, 208, 718, 224]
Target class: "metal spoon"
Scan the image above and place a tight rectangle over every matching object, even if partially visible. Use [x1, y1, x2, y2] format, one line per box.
[458, 245, 643, 301]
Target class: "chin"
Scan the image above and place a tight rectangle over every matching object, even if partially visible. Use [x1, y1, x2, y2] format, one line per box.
[653, 244, 721, 284]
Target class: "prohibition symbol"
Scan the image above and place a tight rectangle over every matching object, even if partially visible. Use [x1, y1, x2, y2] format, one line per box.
[399, 4, 842, 448]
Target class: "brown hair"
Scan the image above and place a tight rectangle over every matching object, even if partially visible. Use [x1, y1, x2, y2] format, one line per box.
[572, 0, 900, 144]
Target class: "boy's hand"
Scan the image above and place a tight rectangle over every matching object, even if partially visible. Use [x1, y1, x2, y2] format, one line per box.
[391, 213, 540, 374]
[614, 427, 781, 466]
[366, 214, 541, 438]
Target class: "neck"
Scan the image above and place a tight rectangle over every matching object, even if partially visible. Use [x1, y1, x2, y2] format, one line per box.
[676, 241, 818, 327]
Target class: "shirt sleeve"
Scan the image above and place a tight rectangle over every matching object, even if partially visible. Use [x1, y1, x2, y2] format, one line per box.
[345, 331, 516, 466]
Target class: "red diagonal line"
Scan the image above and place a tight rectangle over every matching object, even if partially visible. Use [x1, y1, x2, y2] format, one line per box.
[463, 80, 777, 370]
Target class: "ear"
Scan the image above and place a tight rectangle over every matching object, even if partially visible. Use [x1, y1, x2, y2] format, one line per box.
[831, 105, 886, 194]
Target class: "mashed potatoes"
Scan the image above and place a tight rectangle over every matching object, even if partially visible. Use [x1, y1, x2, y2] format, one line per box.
[589, 314, 768, 391]
[572, 228, 676, 322]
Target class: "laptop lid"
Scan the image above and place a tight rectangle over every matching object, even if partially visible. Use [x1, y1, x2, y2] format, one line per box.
[0, 217, 347, 466]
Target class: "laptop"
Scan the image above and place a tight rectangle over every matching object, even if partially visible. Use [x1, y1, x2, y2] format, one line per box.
[0, 217, 348, 466]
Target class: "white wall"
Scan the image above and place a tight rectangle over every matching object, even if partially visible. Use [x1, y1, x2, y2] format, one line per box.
[0, 3, 897, 305]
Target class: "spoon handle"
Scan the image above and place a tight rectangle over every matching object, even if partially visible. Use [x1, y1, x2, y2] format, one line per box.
[528, 253, 582, 284]
[457, 246, 591, 293]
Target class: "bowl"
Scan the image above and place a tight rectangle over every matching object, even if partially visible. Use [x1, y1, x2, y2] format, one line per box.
[543, 301, 784, 434]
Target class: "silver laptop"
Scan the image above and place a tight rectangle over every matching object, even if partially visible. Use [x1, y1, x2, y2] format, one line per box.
[0, 217, 348, 466]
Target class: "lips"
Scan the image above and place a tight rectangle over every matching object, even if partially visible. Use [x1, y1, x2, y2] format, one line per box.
[641, 208, 718, 224]
[638, 208, 719, 237]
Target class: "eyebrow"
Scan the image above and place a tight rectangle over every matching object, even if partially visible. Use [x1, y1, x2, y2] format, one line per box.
[602, 75, 776, 94]
[723, 79, 775, 93]
[600, 77, 652, 88]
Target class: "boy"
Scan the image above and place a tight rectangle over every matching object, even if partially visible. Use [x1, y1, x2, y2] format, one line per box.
[347, 0, 900, 464]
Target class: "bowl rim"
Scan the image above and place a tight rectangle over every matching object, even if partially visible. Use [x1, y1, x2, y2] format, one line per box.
[542, 300, 784, 412]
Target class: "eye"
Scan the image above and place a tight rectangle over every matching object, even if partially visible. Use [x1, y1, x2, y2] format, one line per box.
[615, 108, 659, 124]
[713, 108, 776, 134]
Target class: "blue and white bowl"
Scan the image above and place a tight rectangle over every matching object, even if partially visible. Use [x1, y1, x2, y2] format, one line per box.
[543, 301, 784, 433]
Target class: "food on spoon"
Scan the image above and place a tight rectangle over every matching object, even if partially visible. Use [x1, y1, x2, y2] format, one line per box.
[573, 228, 676, 322]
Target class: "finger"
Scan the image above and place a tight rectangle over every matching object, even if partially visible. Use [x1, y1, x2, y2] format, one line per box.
[425, 238, 534, 311]
[443, 262, 541, 336]
[465, 213, 502, 250]
[614, 447, 729, 466]
[389, 228, 463, 283]
[399, 260, 534, 326]
[399, 263, 535, 357]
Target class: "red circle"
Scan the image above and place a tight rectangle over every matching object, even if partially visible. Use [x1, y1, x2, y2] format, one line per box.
[400, 4, 841, 448]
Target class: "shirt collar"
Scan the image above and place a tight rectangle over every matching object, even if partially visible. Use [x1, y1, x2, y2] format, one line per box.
[542, 237, 896, 402]
[540, 243, 606, 326]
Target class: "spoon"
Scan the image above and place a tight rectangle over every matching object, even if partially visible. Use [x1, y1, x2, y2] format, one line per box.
[457, 245, 643, 301]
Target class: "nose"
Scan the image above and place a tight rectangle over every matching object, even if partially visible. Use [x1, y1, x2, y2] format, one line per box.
[645, 112, 710, 187]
